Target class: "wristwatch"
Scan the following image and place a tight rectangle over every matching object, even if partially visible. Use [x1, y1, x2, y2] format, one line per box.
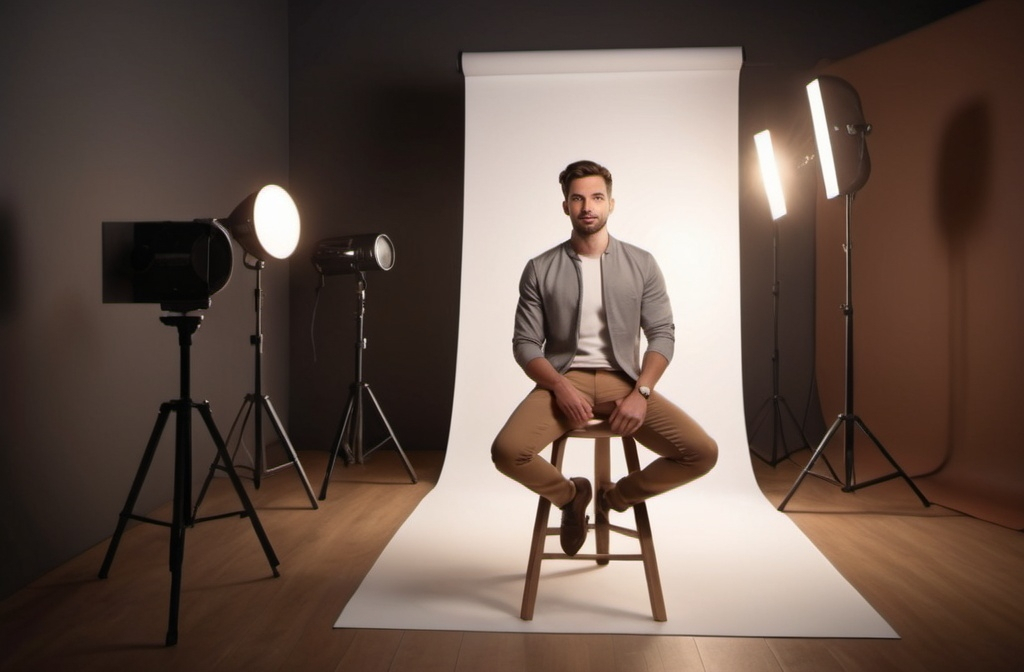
[637, 385, 651, 400]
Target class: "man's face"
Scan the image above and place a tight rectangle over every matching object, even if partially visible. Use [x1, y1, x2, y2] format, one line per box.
[563, 175, 614, 237]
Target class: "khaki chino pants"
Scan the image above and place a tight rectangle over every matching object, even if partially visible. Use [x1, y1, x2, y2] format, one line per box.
[492, 369, 718, 509]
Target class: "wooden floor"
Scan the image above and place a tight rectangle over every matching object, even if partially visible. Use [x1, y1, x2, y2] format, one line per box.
[1, 448, 1022, 672]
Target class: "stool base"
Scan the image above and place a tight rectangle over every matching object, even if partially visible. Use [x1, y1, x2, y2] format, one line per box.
[520, 424, 667, 621]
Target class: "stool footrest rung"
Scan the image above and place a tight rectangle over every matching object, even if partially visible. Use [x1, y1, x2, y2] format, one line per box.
[543, 524, 640, 539]
[541, 552, 644, 561]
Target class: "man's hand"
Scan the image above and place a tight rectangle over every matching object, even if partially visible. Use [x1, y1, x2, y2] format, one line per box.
[608, 390, 647, 436]
[554, 384, 594, 428]
[608, 351, 668, 435]
[524, 357, 593, 428]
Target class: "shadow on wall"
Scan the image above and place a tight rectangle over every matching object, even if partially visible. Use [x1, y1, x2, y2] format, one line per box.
[0, 203, 18, 320]
[932, 98, 991, 476]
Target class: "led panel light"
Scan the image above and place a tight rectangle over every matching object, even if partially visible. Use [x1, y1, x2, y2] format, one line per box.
[754, 129, 787, 220]
[806, 76, 871, 199]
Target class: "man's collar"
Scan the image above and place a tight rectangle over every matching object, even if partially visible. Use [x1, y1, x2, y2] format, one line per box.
[565, 235, 617, 259]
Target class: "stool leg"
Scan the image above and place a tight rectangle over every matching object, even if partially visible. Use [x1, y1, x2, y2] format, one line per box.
[623, 437, 667, 622]
[520, 437, 565, 620]
[520, 496, 550, 620]
[594, 436, 610, 566]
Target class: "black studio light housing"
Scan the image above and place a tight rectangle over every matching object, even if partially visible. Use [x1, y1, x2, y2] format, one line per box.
[102, 185, 301, 312]
[102, 219, 233, 312]
[312, 233, 395, 275]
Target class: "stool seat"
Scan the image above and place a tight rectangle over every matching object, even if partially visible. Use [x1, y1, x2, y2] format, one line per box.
[520, 421, 667, 621]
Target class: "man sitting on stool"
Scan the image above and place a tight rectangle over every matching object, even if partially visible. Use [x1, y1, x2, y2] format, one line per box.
[492, 159, 719, 556]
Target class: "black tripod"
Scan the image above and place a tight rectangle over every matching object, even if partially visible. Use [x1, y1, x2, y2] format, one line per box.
[99, 314, 280, 646]
[749, 217, 823, 466]
[778, 194, 930, 510]
[194, 261, 318, 514]
[319, 271, 417, 500]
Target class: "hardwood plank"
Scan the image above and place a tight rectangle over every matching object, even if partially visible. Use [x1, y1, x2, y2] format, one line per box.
[390, 630, 463, 672]
[762, 639, 848, 672]
[649, 636, 705, 671]
[612, 634, 704, 671]
[455, 632, 530, 672]
[523, 633, 602, 672]
[333, 629, 404, 672]
[696, 636, 782, 672]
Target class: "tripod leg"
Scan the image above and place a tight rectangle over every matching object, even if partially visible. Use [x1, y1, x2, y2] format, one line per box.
[771, 398, 786, 463]
[193, 396, 255, 519]
[166, 400, 192, 647]
[851, 417, 931, 507]
[192, 454, 221, 522]
[750, 394, 813, 467]
[750, 396, 772, 433]
[779, 396, 812, 454]
[261, 395, 319, 509]
[320, 392, 356, 500]
[196, 403, 280, 575]
[229, 396, 257, 474]
[779, 398, 839, 482]
[748, 396, 776, 464]
[778, 415, 843, 511]
[780, 396, 839, 478]
[364, 384, 417, 483]
[99, 403, 172, 579]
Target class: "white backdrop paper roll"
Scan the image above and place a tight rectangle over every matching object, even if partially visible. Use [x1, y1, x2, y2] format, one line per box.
[459, 47, 743, 76]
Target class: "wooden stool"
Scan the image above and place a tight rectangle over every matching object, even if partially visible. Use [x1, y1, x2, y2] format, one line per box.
[520, 420, 667, 621]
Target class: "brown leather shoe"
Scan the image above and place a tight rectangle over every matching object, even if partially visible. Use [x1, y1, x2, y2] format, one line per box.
[559, 477, 592, 556]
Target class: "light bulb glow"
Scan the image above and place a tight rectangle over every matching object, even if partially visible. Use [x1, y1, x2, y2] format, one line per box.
[754, 130, 787, 220]
[807, 79, 840, 199]
[253, 185, 300, 259]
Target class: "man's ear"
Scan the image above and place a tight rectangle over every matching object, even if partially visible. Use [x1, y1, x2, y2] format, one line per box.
[609, 197, 616, 213]
[562, 200, 570, 215]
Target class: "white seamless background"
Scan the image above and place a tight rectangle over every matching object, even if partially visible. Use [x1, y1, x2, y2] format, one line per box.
[335, 48, 895, 637]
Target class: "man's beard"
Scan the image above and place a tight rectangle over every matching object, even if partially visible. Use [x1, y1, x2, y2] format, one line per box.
[572, 216, 607, 237]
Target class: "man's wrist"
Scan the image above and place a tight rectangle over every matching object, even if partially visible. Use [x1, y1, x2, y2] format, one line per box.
[636, 385, 651, 400]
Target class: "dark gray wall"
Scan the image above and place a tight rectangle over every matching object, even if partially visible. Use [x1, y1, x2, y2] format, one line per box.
[0, 1, 290, 598]
[286, 0, 980, 461]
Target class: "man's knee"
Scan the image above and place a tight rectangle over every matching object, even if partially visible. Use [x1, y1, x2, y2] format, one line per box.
[694, 436, 719, 476]
[492, 434, 541, 475]
[491, 438, 508, 471]
[491, 436, 520, 474]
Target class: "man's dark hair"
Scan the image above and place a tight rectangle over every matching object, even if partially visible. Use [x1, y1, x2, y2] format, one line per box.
[559, 160, 613, 199]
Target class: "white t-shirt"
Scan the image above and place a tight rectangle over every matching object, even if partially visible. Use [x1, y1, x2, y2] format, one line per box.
[571, 254, 615, 369]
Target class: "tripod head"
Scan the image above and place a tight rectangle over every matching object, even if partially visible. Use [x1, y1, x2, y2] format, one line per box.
[159, 312, 203, 333]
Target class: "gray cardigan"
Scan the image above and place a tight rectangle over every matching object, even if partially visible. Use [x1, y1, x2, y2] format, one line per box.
[512, 236, 675, 381]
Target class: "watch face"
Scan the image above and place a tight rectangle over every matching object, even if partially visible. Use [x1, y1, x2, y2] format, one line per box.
[639, 386, 651, 399]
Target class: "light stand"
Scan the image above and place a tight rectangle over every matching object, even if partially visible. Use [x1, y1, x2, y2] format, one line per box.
[749, 129, 823, 467]
[779, 195, 929, 510]
[319, 270, 417, 499]
[749, 217, 820, 466]
[194, 260, 318, 514]
[778, 77, 929, 510]
[98, 313, 280, 646]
